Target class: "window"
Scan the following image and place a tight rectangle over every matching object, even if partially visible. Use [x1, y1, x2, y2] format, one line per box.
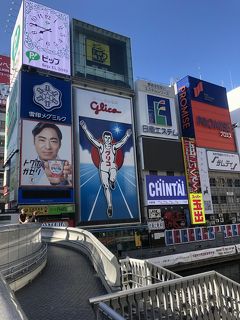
[149, 170, 157, 175]
[218, 178, 225, 187]
[227, 179, 233, 187]
[210, 178, 216, 187]
[212, 196, 218, 204]
[166, 171, 174, 176]
[220, 196, 227, 204]
[235, 179, 240, 187]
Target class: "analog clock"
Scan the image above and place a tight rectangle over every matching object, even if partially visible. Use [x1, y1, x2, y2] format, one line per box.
[24, 0, 70, 58]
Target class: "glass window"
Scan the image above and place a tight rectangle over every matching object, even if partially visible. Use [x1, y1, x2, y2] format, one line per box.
[212, 196, 218, 204]
[218, 178, 225, 187]
[210, 178, 216, 186]
[235, 179, 240, 187]
[220, 196, 227, 204]
[227, 179, 233, 187]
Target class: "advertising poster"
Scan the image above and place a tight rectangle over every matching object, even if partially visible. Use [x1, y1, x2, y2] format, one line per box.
[194, 227, 202, 241]
[188, 228, 195, 241]
[10, 2, 23, 85]
[20, 71, 71, 124]
[75, 88, 139, 224]
[135, 80, 179, 139]
[189, 193, 206, 225]
[5, 75, 20, 163]
[182, 138, 201, 193]
[180, 229, 188, 243]
[146, 175, 188, 205]
[173, 229, 181, 243]
[165, 230, 174, 245]
[197, 148, 213, 214]
[20, 119, 72, 187]
[207, 151, 240, 172]
[232, 224, 238, 236]
[0, 84, 10, 106]
[192, 101, 236, 152]
[23, 0, 70, 75]
[0, 55, 10, 84]
[208, 226, 215, 239]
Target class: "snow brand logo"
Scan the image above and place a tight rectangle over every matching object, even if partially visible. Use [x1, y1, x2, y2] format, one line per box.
[33, 82, 62, 112]
[147, 95, 172, 126]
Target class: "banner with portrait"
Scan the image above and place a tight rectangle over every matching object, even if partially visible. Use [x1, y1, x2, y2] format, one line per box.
[20, 120, 73, 187]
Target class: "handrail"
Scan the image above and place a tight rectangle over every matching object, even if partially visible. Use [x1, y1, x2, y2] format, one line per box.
[42, 226, 121, 292]
[90, 271, 240, 319]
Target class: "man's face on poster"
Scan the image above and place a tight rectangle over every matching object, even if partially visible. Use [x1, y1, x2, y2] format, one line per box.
[103, 133, 112, 146]
[34, 127, 61, 161]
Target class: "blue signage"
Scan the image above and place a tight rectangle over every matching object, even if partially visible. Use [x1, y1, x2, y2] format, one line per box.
[177, 77, 195, 138]
[147, 95, 172, 126]
[179, 75, 228, 109]
[20, 71, 72, 124]
[146, 175, 188, 205]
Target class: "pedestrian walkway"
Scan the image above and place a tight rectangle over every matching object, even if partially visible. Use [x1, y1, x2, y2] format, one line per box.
[15, 245, 106, 320]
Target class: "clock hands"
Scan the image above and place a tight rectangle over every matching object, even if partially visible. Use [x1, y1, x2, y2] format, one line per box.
[29, 23, 52, 33]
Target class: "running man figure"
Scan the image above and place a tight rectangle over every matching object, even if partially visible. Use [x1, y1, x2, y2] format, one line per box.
[80, 120, 132, 218]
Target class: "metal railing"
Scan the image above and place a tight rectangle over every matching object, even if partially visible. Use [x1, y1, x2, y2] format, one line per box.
[90, 270, 240, 319]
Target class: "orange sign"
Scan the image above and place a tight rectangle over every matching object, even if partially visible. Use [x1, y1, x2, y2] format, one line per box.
[189, 193, 206, 225]
[192, 101, 236, 151]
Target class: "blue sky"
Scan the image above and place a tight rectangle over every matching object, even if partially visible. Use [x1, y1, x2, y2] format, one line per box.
[1, 0, 240, 91]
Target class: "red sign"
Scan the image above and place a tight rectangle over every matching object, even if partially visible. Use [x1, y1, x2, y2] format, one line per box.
[0, 55, 10, 84]
[192, 101, 236, 151]
[182, 137, 201, 193]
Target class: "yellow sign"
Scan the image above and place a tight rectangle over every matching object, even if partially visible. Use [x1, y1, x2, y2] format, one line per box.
[86, 39, 110, 66]
[134, 232, 142, 248]
[19, 205, 48, 216]
[189, 193, 206, 224]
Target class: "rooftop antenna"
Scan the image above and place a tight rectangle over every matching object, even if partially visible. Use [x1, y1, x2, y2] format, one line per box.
[229, 70, 234, 90]
[198, 66, 202, 80]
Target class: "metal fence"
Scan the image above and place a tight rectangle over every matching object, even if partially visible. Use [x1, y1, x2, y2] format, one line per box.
[90, 257, 240, 319]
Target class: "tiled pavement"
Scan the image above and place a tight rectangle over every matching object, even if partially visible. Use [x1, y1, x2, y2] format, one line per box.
[15, 245, 106, 320]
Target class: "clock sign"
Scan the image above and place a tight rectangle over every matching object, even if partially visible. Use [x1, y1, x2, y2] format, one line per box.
[23, 0, 70, 76]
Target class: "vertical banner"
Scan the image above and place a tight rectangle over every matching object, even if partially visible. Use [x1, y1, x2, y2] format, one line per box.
[10, 2, 23, 85]
[197, 148, 213, 214]
[182, 137, 201, 193]
[0, 55, 10, 84]
[189, 193, 206, 224]
[74, 88, 139, 224]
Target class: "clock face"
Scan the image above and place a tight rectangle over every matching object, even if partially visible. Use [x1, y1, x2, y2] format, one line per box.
[24, 1, 70, 58]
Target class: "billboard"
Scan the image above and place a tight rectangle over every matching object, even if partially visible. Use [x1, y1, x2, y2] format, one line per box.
[0, 55, 10, 84]
[192, 101, 235, 151]
[197, 148, 213, 214]
[10, 2, 23, 85]
[20, 71, 71, 124]
[135, 80, 179, 139]
[146, 175, 188, 205]
[177, 76, 235, 152]
[74, 88, 139, 224]
[182, 138, 201, 193]
[23, 0, 70, 75]
[20, 120, 72, 187]
[72, 19, 133, 88]
[4, 74, 20, 163]
[207, 151, 240, 171]
[0, 84, 10, 106]
[189, 193, 206, 225]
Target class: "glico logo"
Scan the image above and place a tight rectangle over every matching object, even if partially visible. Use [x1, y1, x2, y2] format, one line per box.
[90, 101, 122, 115]
[147, 95, 172, 126]
[193, 81, 203, 97]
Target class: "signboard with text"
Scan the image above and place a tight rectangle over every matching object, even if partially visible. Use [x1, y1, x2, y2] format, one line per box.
[189, 193, 206, 225]
[23, 0, 70, 75]
[207, 151, 240, 172]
